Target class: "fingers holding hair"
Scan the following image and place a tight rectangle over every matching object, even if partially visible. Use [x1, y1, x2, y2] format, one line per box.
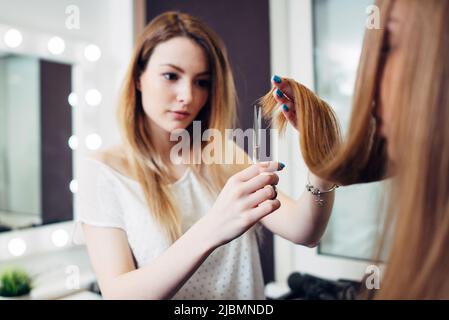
[233, 161, 284, 182]
[271, 75, 297, 128]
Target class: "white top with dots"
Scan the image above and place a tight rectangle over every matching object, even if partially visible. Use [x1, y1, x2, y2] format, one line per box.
[75, 158, 266, 300]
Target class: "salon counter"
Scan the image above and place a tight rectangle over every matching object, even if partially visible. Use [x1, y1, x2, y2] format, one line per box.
[0, 245, 101, 300]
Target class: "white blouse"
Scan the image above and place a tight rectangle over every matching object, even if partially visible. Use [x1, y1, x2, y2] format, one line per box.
[75, 158, 266, 299]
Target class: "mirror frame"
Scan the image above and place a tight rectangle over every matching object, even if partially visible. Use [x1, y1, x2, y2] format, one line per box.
[0, 22, 99, 261]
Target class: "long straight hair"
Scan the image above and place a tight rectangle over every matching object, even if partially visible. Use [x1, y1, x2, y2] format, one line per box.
[374, 0, 449, 299]
[261, 0, 449, 299]
[118, 12, 243, 243]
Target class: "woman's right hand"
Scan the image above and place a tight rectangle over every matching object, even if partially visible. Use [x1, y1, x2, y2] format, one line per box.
[197, 161, 282, 249]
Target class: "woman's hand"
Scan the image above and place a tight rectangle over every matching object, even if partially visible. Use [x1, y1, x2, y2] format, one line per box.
[271, 75, 298, 131]
[197, 161, 283, 249]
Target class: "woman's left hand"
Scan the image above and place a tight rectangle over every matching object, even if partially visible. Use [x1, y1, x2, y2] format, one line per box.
[271, 75, 298, 131]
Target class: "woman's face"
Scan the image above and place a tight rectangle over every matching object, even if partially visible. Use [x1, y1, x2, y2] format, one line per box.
[139, 36, 211, 134]
[377, 0, 406, 156]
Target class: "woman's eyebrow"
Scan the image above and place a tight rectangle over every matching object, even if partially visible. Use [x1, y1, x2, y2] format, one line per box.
[196, 71, 211, 76]
[160, 63, 184, 72]
[160, 63, 209, 76]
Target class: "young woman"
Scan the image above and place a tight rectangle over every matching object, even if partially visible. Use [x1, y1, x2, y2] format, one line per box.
[77, 12, 336, 300]
[270, 0, 449, 299]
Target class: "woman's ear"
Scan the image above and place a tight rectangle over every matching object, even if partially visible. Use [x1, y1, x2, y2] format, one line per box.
[136, 78, 142, 91]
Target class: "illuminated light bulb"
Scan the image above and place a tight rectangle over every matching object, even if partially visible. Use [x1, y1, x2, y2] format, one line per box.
[69, 179, 78, 193]
[4, 28, 23, 48]
[8, 238, 26, 257]
[68, 135, 78, 150]
[51, 229, 69, 247]
[84, 44, 101, 62]
[86, 133, 102, 150]
[48, 36, 65, 55]
[68, 92, 78, 107]
[85, 89, 102, 106]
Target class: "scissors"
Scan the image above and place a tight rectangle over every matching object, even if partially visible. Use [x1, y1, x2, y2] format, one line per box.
[253, 104, 278, 198]
[253, 104, 262, 163]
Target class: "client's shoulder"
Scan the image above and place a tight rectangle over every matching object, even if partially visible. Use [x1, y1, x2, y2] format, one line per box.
[89, 145, 134, 179]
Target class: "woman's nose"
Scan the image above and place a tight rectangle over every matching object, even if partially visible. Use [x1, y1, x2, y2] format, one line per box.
[177, 82, 194, 106]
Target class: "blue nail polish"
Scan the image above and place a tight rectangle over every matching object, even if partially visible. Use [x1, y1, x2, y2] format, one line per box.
[279, 162, 286, 170]
[276, 88, 284, 98]
[282, 104, 289, 112]
[273, 75, 282, 84]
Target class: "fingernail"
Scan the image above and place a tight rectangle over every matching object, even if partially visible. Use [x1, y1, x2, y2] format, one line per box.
[282, 104, 289, 112]
[276, 88, 284, 98]
[272, 75, 282, 84]
[278, 162, 285, 170]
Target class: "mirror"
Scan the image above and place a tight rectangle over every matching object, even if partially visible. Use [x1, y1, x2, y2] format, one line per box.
[312, 0, 387, 261]
[0, 51, 73, 232]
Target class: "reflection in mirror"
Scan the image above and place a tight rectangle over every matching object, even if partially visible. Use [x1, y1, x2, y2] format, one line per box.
[0, 53, 41, 231]
[0, 51, 73, 232]
[312, 0, 387, 261]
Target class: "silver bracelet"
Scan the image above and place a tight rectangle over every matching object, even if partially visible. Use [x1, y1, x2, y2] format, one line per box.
[305, 173, 338, 207]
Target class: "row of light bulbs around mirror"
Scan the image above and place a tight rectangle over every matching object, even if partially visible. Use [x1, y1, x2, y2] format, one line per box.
[2, 27, 101, 61]
[69, 90, 102, 150]
[68, 88, 102, 195]
[1, 28, 100, 258]
[68, 89, 103, 152]
[2, 26, 105, 170]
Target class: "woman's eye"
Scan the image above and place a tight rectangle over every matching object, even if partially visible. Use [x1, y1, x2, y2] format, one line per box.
[196, 79, 211, 88]
[163, 73, 178, 81]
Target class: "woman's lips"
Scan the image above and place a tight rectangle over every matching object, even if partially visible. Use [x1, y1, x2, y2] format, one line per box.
[168, 110, 190, 120]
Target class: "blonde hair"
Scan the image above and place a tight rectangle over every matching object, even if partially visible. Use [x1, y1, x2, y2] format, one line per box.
[118, 12, 245, 243]
[261, 0, 449, 299]
[259, 80, 342, 178]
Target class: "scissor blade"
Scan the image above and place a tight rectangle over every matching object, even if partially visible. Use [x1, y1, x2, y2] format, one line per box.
[253, 105, 262, 162]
